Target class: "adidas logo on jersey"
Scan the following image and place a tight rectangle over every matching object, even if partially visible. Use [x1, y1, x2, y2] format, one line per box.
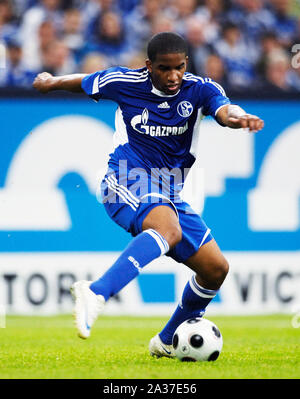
[158, 102, 170, 109]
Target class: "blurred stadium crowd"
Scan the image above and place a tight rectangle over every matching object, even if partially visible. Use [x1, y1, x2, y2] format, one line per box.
[0, 0, 300, 94]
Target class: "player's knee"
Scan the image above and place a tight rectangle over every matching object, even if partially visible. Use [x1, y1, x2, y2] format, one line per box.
[211, 258, 229, 286]
[199, 257, 229, 289]
[164, 224, 182, 249]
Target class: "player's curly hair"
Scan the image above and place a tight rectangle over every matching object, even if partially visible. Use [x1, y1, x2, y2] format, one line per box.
[147, 32, 188, 62]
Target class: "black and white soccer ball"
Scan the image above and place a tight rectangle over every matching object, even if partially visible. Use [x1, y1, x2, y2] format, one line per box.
[172, 318, 223, 362]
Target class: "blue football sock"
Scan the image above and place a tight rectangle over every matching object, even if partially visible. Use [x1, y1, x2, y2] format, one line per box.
[90, 229, 169, 300]
[159, 275, 218, 345]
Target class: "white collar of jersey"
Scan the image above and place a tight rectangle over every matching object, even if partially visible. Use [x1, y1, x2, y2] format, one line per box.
[151, 84, 180, 98]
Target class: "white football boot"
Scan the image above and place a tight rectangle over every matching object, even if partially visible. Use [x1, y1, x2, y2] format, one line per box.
[149, 334, 176, 358]
[70, 280, 105, 339]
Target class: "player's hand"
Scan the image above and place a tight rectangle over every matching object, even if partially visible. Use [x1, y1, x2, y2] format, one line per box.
[227, 114, 264, 133]
[32, 72, 55, 93]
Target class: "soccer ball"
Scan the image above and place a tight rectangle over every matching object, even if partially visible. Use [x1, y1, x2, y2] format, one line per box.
[172, 318, 223, 362]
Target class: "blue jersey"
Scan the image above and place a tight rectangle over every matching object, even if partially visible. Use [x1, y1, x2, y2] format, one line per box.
[82, 67, 221, 257]
[81, 66, 230, 173]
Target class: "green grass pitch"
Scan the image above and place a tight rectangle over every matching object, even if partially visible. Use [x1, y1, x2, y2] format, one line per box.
[0, 314, 299, 379]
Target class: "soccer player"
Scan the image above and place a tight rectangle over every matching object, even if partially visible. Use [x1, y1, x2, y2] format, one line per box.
[33, 32, 264, 358]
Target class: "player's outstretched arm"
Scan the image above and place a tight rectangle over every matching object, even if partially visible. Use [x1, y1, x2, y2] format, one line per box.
[216, 104, 264, 133]
[33, 72, 87, 93]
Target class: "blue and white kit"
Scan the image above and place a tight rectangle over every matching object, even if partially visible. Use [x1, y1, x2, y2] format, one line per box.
[81, 66, 231, 263]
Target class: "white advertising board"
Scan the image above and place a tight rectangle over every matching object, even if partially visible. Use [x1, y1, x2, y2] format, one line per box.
[0, 252, 299, 316]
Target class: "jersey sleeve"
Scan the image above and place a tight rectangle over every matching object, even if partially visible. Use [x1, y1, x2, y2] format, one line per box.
[200, 79, 230, 126]
[81, 66, 129, 103]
